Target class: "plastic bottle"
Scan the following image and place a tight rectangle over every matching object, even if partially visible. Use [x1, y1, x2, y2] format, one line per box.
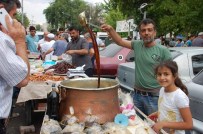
[46, 86, 59, 120]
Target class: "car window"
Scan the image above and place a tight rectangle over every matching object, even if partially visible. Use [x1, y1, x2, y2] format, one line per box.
[37, 35, 44, 40]
[126, 50, 135, 62]
[36, 32, 44, 40]
[169, 50, 182, 59]
[99, 43, 122, 57]
[192, 54, 203, 75]
[192, 70, 203, 85]
[99, 37, 106, 41]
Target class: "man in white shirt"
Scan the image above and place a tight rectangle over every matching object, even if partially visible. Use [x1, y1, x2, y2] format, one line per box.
[39, 33, 55, 60]
[37, 31, 49, 50]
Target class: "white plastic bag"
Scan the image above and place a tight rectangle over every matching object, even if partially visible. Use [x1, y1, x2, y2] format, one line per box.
[62, 54, 72, 64]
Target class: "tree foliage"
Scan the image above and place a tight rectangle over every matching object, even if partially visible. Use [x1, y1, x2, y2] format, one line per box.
[36, 24, 41, 31]
[15, 12, 30, 28]
[109, 0, 203, 36]
[44, 0, 87, 30]
[103, 8, 126, 29]
[43, 0, 104, 33]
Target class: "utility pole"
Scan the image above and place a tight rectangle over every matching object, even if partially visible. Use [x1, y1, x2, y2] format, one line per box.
[89, 4, 92, 24]
[31, 15, 34, 25]
[128, 21, 131, 36]
[21, 0, 24, 25]
[143, 11, 147, 19]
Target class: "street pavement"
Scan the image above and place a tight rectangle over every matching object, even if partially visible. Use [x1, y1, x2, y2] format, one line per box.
[7, 100, 44, 134]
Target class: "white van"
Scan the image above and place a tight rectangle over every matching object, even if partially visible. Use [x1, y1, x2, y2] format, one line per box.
[36, 31, 44, 40]
[97, 32, 108, 42]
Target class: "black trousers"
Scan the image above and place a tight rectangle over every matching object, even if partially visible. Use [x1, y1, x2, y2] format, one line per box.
[0, 119, 6, 134]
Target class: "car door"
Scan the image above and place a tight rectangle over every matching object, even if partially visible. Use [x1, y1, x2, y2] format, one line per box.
[186, 70, 203, 133]
[188, 52, 203, 79]
[125, 50, 134, 62]
[172, 52, 191, 82]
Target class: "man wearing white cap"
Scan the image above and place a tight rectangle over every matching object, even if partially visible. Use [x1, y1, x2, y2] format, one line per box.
[42, 33, 68, 60]
[39, 33, 55, 60]
[192, 32, 203, 47]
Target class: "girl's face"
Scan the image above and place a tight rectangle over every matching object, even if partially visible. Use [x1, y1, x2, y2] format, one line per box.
[156, 66, 176, 91]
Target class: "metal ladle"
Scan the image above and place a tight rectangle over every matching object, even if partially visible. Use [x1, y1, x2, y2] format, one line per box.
[79, 12, 100, 28]
[78, 11, 101, 88]
[78, 12, 87, 27]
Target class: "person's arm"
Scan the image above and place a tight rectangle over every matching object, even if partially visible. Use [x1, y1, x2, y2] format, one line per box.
[44, 47, 54, 55]
[42, 47, 54, 60]
[148, 112, 158, 122]
[152, 107, 193, 133]
[66, 38, 89, 55]
[37, 43, 41, 51]
[89, 48, 94, 57]
[66, 49, 88, 55]
[5, 16, 30, 87]
[101, 24, 132, 49]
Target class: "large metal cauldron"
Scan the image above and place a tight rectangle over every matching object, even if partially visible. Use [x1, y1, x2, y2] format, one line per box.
[59, 78, 120, 124]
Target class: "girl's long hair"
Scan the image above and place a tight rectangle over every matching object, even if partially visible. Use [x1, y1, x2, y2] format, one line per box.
[155, 60, 188, 95]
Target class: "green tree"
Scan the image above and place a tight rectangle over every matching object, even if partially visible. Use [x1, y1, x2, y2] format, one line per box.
[15, 12, 30, 28]
[149, 0, 203, 36]
[85, 3, 104, 31]
[110, 0, 203, 36]
[109, 0, 147, 24]
[102, 1, 127, 37]
[44, 0, 87, 30]
[104, 8, 126, 29]
[36, 24, 41, 31]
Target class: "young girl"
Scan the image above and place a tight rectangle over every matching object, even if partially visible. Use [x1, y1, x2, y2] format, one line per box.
[149, 60, 193, 134]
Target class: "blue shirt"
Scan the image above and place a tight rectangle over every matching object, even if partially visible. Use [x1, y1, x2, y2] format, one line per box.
[175, 42, 184, 47]
[26, 35, 39, 52]
[186, 40, 192, 47]
[52, 40, 68, 56]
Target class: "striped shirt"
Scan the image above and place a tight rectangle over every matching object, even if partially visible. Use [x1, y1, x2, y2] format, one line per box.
[0, 31, 28, 118]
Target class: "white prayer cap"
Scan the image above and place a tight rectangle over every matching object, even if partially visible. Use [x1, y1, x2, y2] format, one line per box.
[198, 32, 203, 36]
[47, 33, 55, 39]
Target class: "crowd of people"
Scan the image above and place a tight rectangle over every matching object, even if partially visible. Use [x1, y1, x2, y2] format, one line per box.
[155, 32, 203, 47]
[1, 0, 202, 134]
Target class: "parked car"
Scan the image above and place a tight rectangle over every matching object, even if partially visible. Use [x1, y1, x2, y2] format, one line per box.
[36, 31, 44, 40]
[93, 43, 134, 78]
[185, 70, 203, 134]
[97, 32, 108, 42]
[117, 47, 203, 91]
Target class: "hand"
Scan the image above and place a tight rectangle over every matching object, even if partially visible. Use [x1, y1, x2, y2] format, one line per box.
[152, 122, 164, 134]
[0, 23, 8, 33]
[100, 24, 113, 32]
[148, 112, 158, 122]
[27, 50, 30, 54]
[58, 55, 62, 60]
[5, 15, 26, 44]
[41, 53, 46, 60]
[66, 50, 75, 55]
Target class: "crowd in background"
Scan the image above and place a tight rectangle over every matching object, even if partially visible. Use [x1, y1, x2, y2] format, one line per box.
[154, 32, 203, 47]
[25, 25, 110, 77]
[25, 25, 203, 75]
